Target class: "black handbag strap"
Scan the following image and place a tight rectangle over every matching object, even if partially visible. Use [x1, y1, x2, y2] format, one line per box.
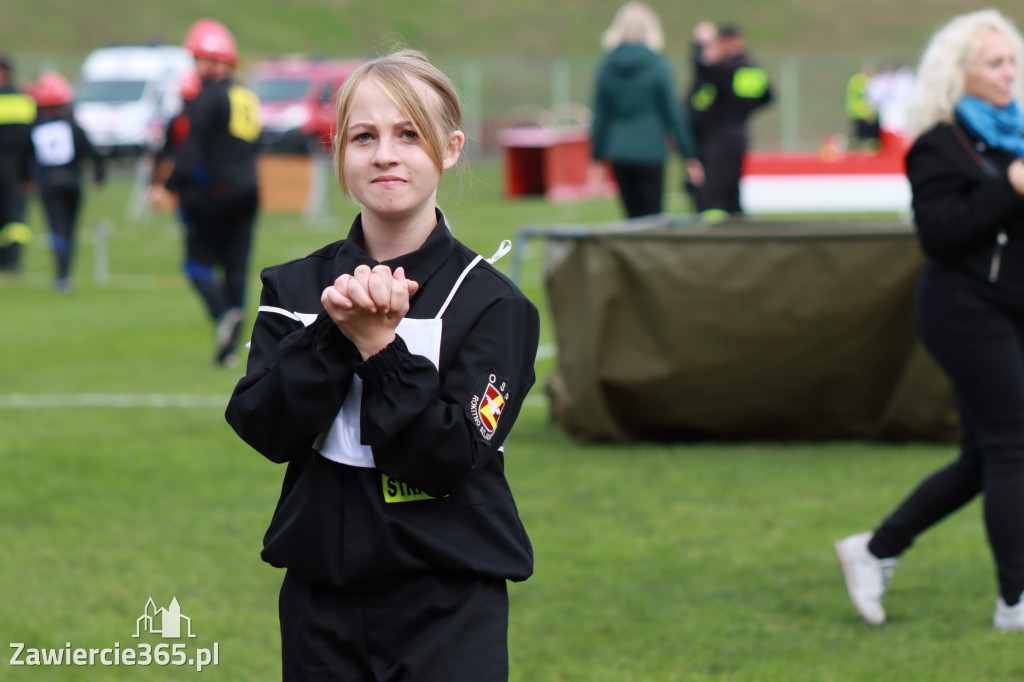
[950, 122, 1002, 179]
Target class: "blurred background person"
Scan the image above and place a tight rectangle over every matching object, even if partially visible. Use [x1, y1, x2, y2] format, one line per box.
[168, 18, 261, 366]
[691, 23, 773, 221]
[590, 1, 702, 219]
[683, 20, 719, 209]
[865, 59, 915, 140]
[0, 55, 36, 273]
[846, 63, 880, 151]
[148, 69, 202, 212]
[27, 71, 105, 293]
[835, 8, 1024, 631]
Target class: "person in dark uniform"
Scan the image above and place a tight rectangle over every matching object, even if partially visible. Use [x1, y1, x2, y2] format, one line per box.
[690, 23, 772, 221]
[846, 64, 880, 151]
[27, 71, 105, 292]
[224, 50, 539, 681]
[835, 9, 1024, 631]
[168, 18, 261, 366]
[0, 55, 36, 273]
[148, 69, 202, 214]
[682, 20, 720, 209]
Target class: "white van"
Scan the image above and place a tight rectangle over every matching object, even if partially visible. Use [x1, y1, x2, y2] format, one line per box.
[74, 45, 194, 157]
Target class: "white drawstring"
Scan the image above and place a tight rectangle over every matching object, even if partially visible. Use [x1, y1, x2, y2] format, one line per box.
[435, 255, 483, 319]
[487, 239, 512, 264]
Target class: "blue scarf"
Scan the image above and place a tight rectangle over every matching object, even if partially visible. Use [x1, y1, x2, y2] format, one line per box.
[955, 95, 1024, 157]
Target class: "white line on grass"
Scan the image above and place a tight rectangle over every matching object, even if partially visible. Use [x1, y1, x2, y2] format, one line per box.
[5, 273, 188, 290]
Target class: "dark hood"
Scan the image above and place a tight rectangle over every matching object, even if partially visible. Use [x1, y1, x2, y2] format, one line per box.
[604, 43, 659, 75]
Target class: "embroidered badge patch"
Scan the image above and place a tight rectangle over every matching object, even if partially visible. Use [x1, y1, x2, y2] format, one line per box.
[467, 371, 512, 442]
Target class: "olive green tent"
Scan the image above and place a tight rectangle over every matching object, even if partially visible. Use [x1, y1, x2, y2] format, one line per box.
[536, 220, 958, 442]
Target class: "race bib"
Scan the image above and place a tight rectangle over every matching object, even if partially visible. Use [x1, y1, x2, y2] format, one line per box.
[381, 474, 442, 503]
[32, 120, 74, 166]
[227, 85, 262, 142]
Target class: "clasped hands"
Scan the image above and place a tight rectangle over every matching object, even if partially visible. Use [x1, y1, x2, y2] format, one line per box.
[321, 264, 420, 360]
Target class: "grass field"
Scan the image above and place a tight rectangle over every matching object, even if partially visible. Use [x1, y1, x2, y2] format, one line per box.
[2, 161, 1022, 680]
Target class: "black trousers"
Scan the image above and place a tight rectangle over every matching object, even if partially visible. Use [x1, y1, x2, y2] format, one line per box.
[180, 187, 258, 321]
[610, 162, 664, 219]
[0, 163, 26, 271]
[279, 570, 510, 682]
[851, 119, 880, 148]
[697, 126, 747, 215]
[41, 183, 82, 282]
[870, 264, 1024, 604]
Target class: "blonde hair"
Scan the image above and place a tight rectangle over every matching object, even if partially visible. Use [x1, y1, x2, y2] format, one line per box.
[333, 49, 464, 198]
[601, 1, 664, 52]
[906, 9, 1024, 136]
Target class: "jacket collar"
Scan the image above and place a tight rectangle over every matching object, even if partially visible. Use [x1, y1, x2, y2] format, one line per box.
[336, 208, 455, 290]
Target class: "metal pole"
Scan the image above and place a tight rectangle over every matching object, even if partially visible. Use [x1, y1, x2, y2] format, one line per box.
[552, 60, 570, 120]
[780, 57, 800, 151]
[124, 155, 153, 222]
[461, 60, 483, 155]
[93, 219, 113, 286]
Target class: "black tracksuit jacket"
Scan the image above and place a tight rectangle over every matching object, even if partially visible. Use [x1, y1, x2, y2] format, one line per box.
[166, 77, 259, 198]
[225, 213, 539, 587]
[30, 112, 105, 188]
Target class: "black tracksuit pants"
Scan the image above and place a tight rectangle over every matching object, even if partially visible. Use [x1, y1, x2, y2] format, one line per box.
[0, 163, 25, 271]
[870, 263, 1024, 605]
[697, 125, 747, 215]
[279, 570, 510, 681]
[41, 183, 81, 282]
[181, 186, 258, 322]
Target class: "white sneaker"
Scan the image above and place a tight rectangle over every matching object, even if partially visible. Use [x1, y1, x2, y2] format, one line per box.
[835, 531, 896, 625]
[994, 594, 1024, 631]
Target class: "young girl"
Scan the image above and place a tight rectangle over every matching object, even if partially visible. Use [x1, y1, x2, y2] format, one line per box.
[225, 50, 539, 680]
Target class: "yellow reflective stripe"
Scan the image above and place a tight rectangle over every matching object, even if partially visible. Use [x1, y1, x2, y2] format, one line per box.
[0, 222, 32, 244]
[700, 209, 730, 224]
[0, 94, 37, 125]
[846, 74, 873, 120]
[733, 67, 769, 98]
[227, 85, 262, 142]
[381, 473, 444, 503]
[691, 83, 717, 111]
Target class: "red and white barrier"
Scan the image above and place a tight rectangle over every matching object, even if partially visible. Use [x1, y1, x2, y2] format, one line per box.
[741, 130, 911, 215]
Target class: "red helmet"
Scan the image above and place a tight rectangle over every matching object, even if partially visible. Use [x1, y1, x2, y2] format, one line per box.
[178, 69, 202, 101]
[184, 18, 237, 66]
[33, 71, 73, 107]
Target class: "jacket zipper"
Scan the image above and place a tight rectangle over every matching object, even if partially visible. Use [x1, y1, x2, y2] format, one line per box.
[989, 230, 1008, 282]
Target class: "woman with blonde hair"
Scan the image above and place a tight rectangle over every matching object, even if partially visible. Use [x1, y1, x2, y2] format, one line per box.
[227, 49, 539, 679]
[836, 9, 1024, 631]
[591, 1, 702, 218]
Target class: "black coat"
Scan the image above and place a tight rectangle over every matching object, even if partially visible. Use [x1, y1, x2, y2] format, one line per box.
[225, 213, 539, 587]
[906, 119, 1024, 307]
